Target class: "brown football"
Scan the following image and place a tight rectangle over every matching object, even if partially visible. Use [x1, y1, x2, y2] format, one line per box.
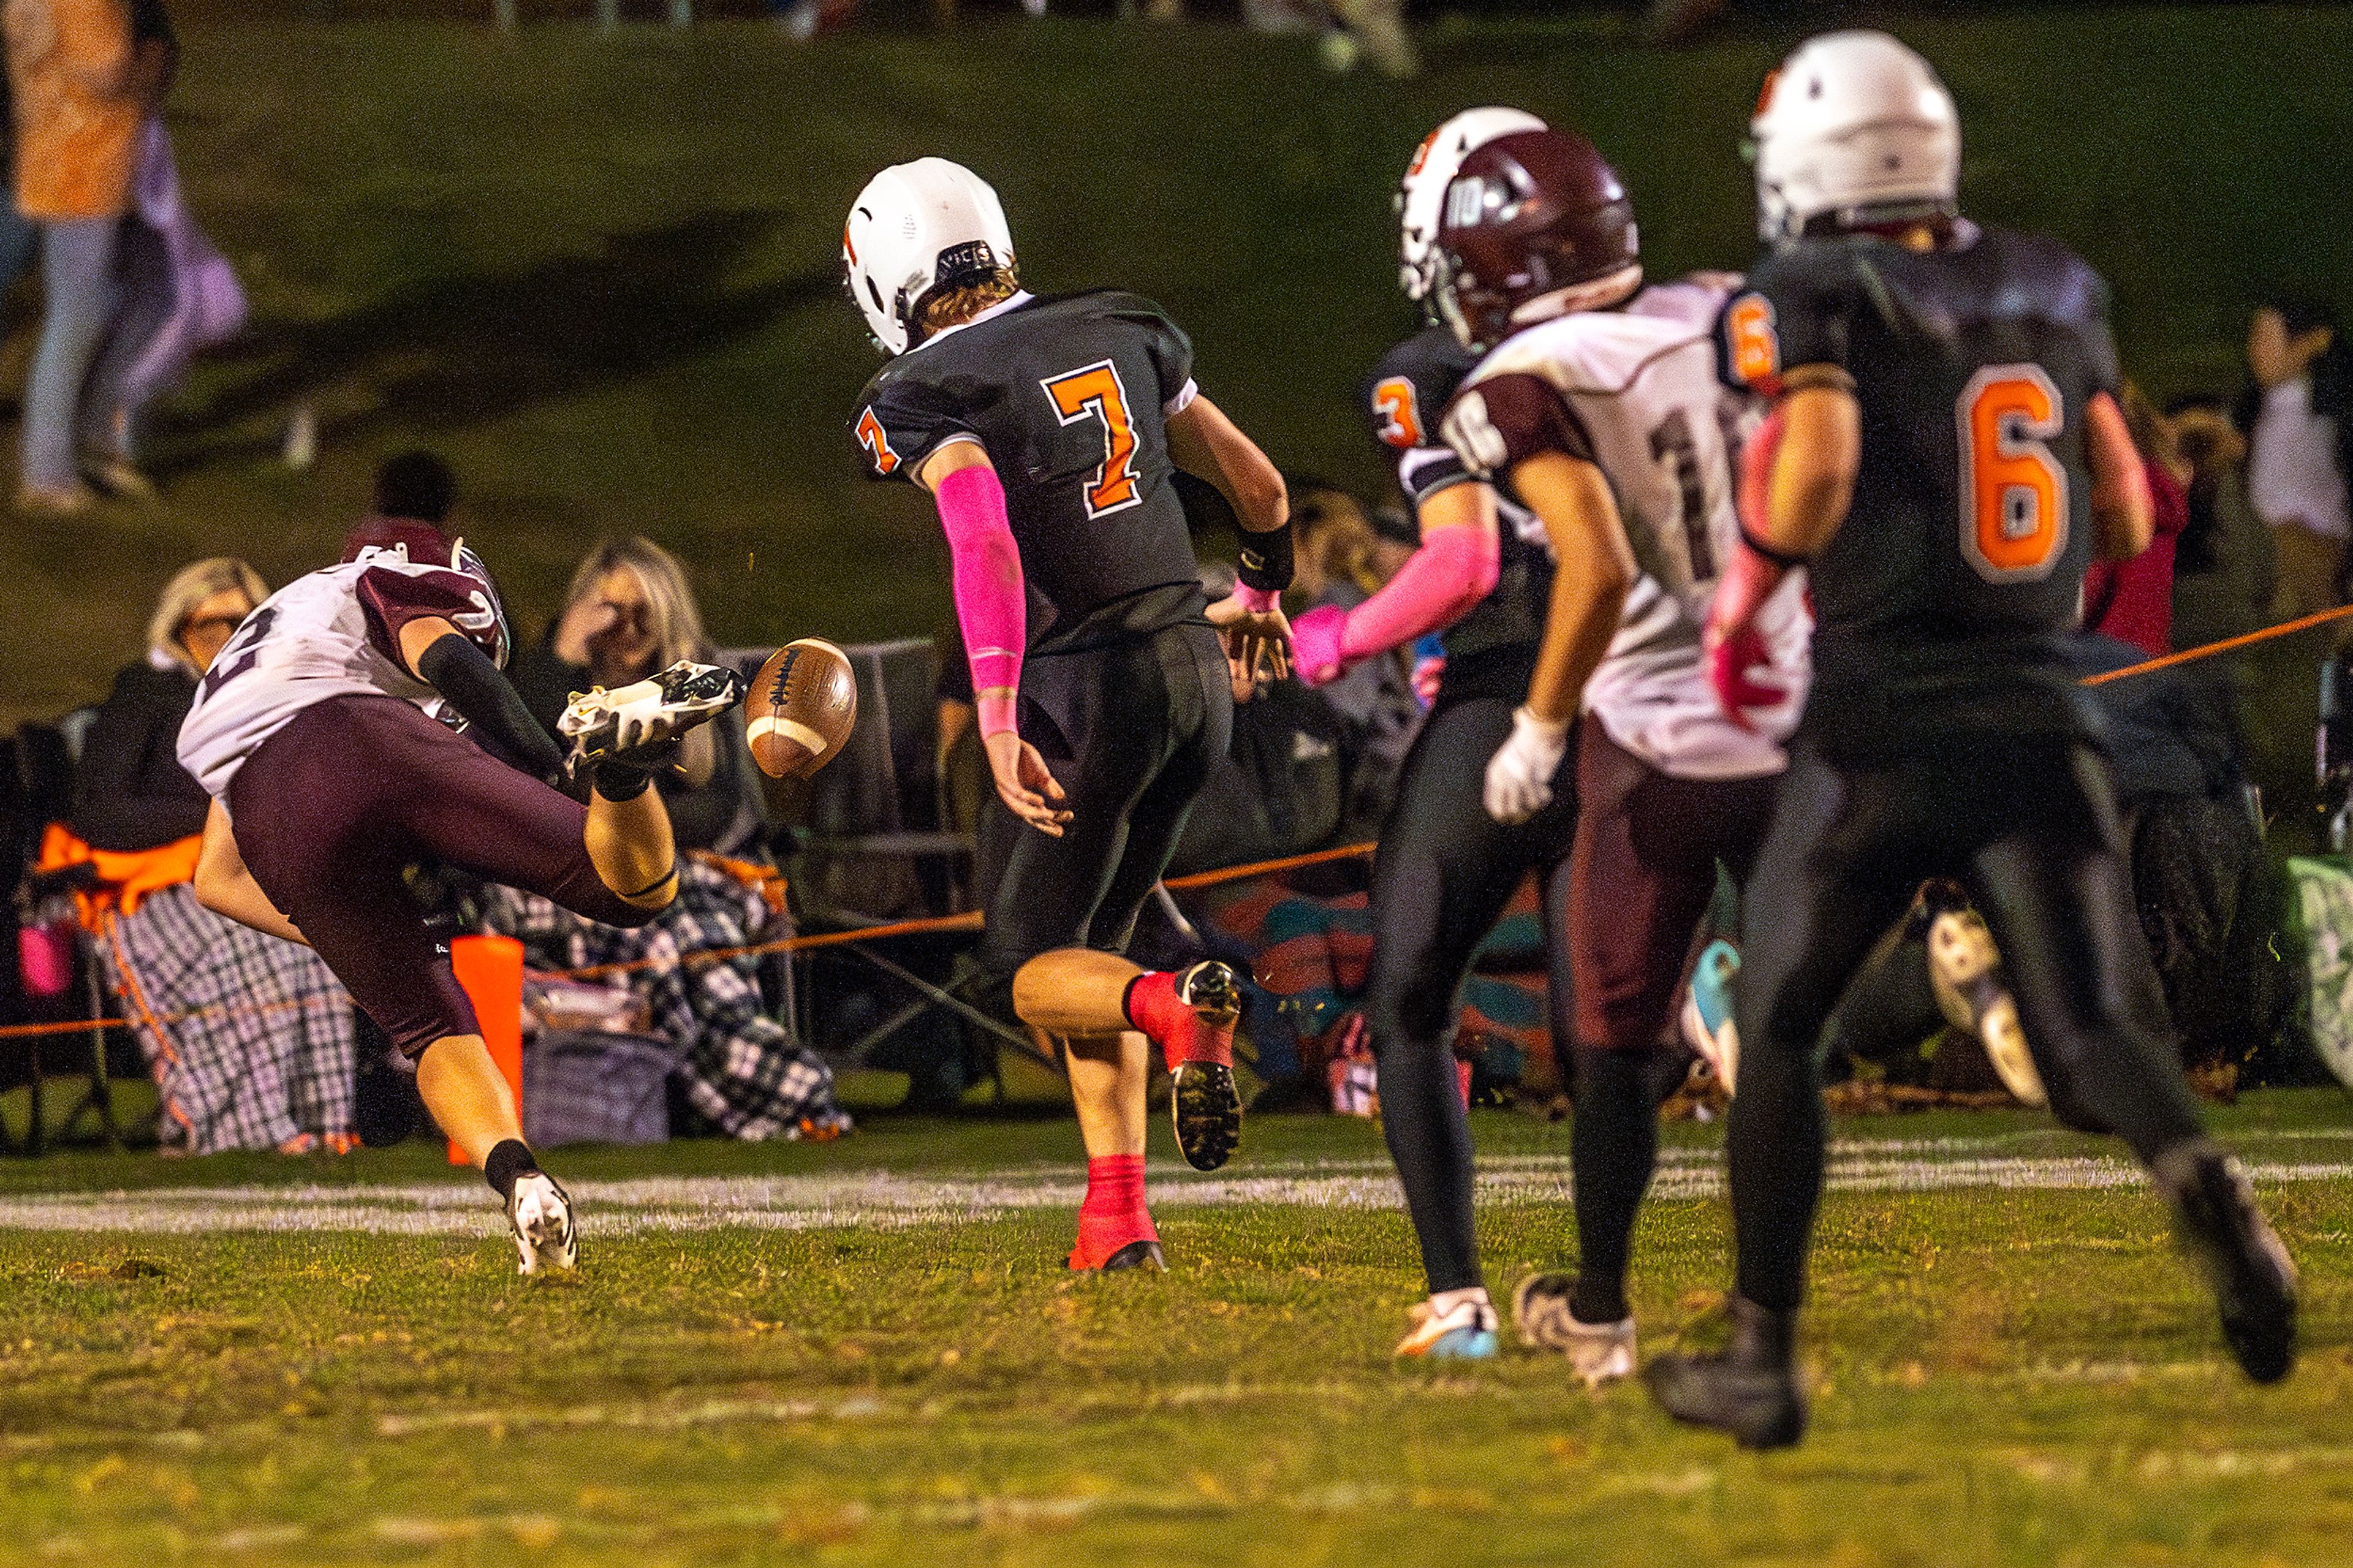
[746, 638, 858, 779]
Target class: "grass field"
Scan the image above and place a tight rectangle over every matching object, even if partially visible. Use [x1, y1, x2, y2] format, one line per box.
[2, 1090, 2349, 1565]
[13, 7, 2352, 730]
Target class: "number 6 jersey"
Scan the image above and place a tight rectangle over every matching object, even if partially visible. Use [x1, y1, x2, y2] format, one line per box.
[849, 289, 1211, 657]
[1441, 275, 1812, 781]
[1718, 224, 2121, 713]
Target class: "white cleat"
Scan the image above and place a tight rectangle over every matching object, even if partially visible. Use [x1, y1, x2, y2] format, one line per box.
[558, 659, 745, 772]
[1923, 896, 2048, 1107]
[507, 1172, 577, 1276]
[1395, 1293, 1500, 1360]
[1514, 1272, 1637, 1388]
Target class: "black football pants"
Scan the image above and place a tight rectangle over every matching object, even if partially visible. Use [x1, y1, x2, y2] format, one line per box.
[1728, 731, 2208, 1314]
[1364, 695, 1578, 1295]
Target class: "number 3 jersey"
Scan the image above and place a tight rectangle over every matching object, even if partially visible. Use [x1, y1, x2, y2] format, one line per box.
[177, 533, 512, 801]
[1441, 276, 1812, 781]
[850, 289, 1210, 657]
[1718, 225, 2120, 720]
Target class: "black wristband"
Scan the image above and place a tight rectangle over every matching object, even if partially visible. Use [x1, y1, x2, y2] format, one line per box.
[1739, 525, 1812, 569]
[416, 634, 566, 777]
[1235, 521, 1295, 594]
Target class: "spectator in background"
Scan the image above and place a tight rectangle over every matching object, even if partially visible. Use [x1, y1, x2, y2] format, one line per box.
[40, 555, 363, 1154]
[494, 535, 847, 1141]
[69, 556, 260, 851]
[509, 536, 767, 858]
[2080, 384, 2188, 658]
[2169, 392, 2274, 653]
[2240, 297, 2353, 620]
[3, 0, 141, 515]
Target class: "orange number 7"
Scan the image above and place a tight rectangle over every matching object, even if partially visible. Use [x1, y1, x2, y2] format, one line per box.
[1957, 365, 2067, 582]
[1042, 361, 1143, 518]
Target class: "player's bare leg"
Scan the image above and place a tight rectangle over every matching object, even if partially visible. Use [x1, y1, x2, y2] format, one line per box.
[415, 1033, 575, 1276]
[1017, 947, 1243, 1172]
[583, 781, 679, 911]
[1014, 948, 1241, 1271]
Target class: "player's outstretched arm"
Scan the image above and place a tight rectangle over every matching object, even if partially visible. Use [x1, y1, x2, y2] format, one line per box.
[1482, 452, 1634, 824]
[1170, 395, 1295, 681]
[915, 439, 1072, 836]
[1287, 480, 1500, 686]
[2085, 390, 2155, 561]
[192, 799, 308, 946]
[395, 615, 566, 779]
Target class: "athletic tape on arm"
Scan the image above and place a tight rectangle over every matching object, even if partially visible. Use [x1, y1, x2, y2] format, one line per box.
[935, 463, 1026, 734]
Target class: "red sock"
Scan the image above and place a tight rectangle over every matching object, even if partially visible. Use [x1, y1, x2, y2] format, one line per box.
[1123, 970, 1233, 1072]
[1069, 1153, 1157, 1270]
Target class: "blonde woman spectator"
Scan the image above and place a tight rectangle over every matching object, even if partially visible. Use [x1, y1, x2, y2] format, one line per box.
[45, 555, 362, 1153]
[496, 536, 849, 1142]
[2, 0, 141, 513]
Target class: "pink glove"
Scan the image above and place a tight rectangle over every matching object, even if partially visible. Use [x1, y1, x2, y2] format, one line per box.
[1707, 626, 1786, 732]
[1411, 654, 1446, 706]
[1290, 604, 1349, 687]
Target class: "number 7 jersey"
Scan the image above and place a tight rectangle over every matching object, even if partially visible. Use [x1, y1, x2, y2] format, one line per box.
[1718, 224, 2121, 693]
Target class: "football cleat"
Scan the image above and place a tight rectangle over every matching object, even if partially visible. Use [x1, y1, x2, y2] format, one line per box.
[559, 659, 745, 776]
[1680, 939, 1741, 1094]
[507, 1171, 577, 1277]
[1512, 1272, 1637, 1388]
[1643, 1296, 1808, 1450]
[1396, 1293, 1501, 1360]
[1165, 961, 1244, 1173]
[2153, 1142, 2298, 1384]
[1088, 1239, 1167, 1273]
[1920, 888, 2048, 1107]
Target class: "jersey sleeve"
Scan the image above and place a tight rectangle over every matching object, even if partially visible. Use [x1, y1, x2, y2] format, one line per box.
[1718, 249, 1854, 396]
[850, 371, 980, 484]
[2066, 255, 2123, 397]
[1364, 339, 1478, 508]
[1440, 371, 1597, 479]
[354, 564, 501, 670]
[1139, 306, 1197, 415]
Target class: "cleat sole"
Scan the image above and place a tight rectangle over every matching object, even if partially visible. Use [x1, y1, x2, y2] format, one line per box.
[1171, 1061, 1242, 1172]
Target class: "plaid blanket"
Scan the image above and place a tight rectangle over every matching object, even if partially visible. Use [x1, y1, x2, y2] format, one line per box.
[485, 860, 846, 1140]
[93, 884, 357, 1154]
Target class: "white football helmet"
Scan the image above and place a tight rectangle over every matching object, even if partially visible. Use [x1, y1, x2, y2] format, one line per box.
[1396, 105, 1546, 302]
[1749, 31, 1960, 247]
[843, 158, 1017, 355]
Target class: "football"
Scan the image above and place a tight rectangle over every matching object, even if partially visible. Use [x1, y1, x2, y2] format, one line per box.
[745, 638, 858, 778]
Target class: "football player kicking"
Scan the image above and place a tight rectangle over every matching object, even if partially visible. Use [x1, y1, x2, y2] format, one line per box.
[1419, 130, 1811, 1379]
[178, 500, 743, 1274]
[1645, 32, 2297, 1449]
[843, 159, 1293, 1271]
[1291, 107, 1574, 1359]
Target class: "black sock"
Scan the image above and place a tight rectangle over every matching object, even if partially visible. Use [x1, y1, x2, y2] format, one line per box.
[484, 1139, 540, 1202]
[593, 762, 653, 801]
[1374, 1032, 1482, 1294]
[1726, 1031, 1825, 1314]
[1569, 1045, 1662, 1324]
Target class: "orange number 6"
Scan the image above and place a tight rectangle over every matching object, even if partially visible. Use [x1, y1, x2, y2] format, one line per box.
[1957, 365, 2067, 582]
[1726, 293, 1780, 388]
[1042, 360, 1143, 519]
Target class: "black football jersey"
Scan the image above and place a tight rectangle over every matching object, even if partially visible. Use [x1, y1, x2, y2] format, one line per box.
[1720, 226, 2121, 713]
[1362, 326, 1553, 703]
[852, 290, 1210, 656]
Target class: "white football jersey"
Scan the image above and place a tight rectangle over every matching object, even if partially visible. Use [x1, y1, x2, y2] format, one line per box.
[1443, 278, 1811, 779]
[176, 548, 483, 800]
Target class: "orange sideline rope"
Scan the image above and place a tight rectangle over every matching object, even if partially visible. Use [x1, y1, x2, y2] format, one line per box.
[10, 606, 2341, 1045]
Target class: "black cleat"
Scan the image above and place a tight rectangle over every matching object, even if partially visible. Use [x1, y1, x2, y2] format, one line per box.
[1086, 1240, 1166, 1273]
[1168, 961, 1243, 1173]
[2154, 1142, 2298, 1384]
[1643, 1296, 1808, 1450]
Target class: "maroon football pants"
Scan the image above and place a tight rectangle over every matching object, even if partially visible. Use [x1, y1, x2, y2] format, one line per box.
[228, 694, 655, 1058]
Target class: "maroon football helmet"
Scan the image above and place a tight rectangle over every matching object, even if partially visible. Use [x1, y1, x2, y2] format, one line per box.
[1433, 129, 1642, 349]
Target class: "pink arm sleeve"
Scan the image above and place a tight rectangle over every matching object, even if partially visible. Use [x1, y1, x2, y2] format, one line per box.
[936, 463, 1026, 735]
[1295, 521, 1499, 685]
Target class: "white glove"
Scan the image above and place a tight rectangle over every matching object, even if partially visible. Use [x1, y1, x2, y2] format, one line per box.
[1483, 707, 1570, 826]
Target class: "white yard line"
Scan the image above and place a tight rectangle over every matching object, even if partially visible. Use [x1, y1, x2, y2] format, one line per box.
[0, 1148, 2345, 1238]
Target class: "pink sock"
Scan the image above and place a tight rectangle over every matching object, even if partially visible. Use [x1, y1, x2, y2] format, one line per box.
[1123, 971, 1233, 1071]
[1069, 1154, 1156, 1270]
